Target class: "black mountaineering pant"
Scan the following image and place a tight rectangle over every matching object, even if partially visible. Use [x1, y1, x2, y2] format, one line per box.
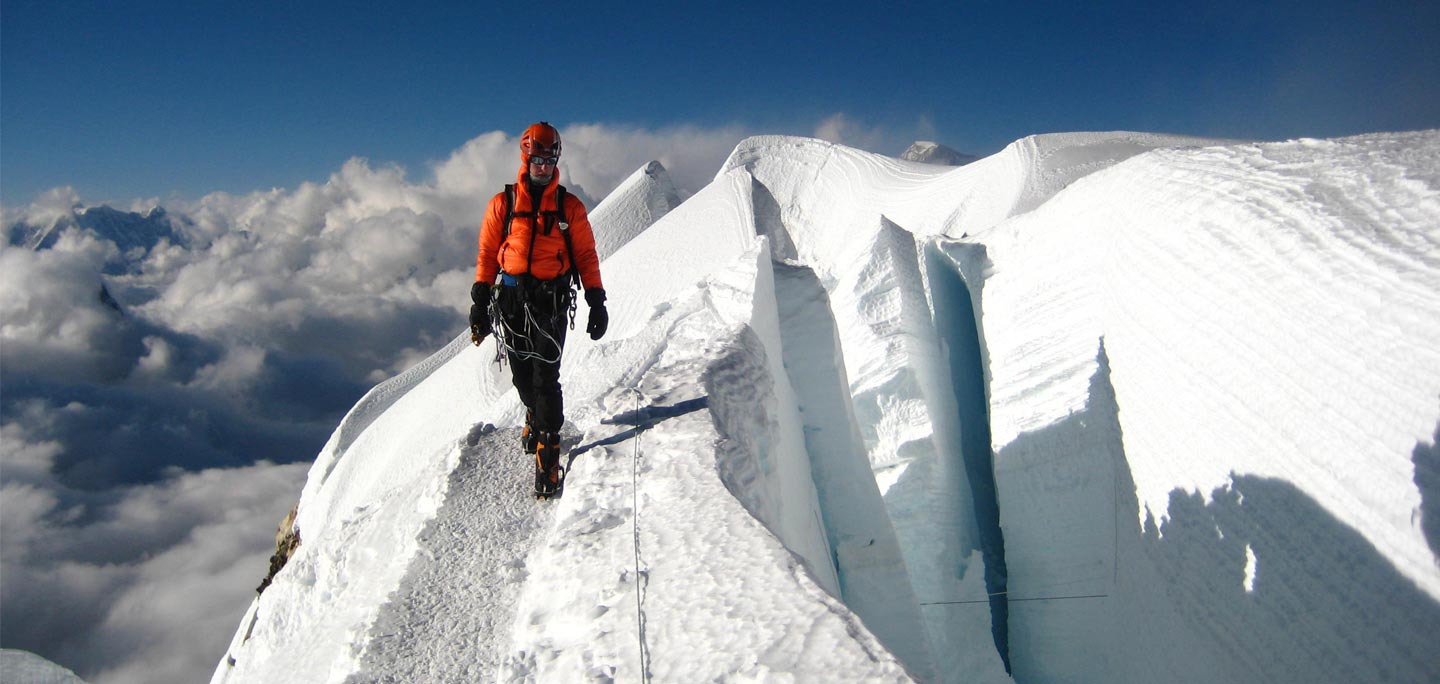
[497, 276, 570, 434]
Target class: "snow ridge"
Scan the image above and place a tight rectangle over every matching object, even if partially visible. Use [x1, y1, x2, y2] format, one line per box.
[587, 160, 681, 261]
[214, 132, 1440, 684]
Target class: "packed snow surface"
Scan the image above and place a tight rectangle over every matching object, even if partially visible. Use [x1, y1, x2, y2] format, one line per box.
[214, 130, 1440, 684]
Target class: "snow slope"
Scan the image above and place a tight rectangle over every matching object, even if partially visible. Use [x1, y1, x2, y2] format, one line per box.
[213, 131, 1440, 684]
[0, 649, 90, 684]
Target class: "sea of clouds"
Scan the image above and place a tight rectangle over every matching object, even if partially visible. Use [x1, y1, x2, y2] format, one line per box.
[0, 118, 920, 682]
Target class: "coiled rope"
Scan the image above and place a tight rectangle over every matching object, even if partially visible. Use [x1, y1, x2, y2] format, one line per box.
[489, 287, 576, 366]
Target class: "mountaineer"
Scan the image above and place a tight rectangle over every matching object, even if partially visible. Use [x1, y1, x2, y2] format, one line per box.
[469, 121, 608, 498]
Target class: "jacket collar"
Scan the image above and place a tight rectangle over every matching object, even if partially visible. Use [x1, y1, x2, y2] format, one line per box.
[515, 166, 560, 208]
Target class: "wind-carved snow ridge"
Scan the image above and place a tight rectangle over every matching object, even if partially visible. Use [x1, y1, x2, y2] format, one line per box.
[214, 132, 1440, 684]
[315, 332, 476, 487]
[588, 159, 681, 261]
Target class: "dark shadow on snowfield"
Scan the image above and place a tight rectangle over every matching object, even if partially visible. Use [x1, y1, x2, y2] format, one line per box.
[749, 175, 798, 261]
[603, 396, 712, 429]
[1144, 475, 1440, 684]
[996, 340, 1440, 684]
[996, 339, 1181, 683]
[1413, 421, 1440, 559]
[568, 397, 710, 461]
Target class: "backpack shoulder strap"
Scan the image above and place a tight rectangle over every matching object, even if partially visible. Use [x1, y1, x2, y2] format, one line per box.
[502, 184, 516, 241]
[555, 185, 581, 290]
[538, 184, 567, 235]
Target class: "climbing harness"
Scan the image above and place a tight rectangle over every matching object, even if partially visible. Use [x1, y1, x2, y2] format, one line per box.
[489, 275, 575, 366]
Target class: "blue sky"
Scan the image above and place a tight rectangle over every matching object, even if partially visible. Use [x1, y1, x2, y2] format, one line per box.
[3, 0, 1437, 206]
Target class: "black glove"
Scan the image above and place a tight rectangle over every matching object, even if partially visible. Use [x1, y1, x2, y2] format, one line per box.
[469, 282, 491, 345]
[585, 288, 608, 341]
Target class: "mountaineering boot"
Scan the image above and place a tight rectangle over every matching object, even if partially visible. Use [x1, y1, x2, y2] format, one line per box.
[521, 409, 538, 454]
[533, 431, 564, 499]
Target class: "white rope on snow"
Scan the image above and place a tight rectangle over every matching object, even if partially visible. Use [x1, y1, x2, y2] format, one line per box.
[630, 386, 653, 683]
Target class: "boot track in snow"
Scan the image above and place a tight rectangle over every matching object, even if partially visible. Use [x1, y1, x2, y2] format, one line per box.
[342, 425, 575, 683]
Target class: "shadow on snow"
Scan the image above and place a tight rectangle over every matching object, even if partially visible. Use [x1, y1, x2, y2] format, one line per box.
[999, 340, 1440, 684]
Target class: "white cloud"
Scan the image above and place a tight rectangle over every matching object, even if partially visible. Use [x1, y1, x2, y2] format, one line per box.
[429, 130, 516, 226]
[0, 236, 133, 381]
[0, 422, 306, 684]
[0, 422, 62, 485]
[2, 186, 82, 233]
[814, 112, 896, 153]
[813, 112, 952, 158]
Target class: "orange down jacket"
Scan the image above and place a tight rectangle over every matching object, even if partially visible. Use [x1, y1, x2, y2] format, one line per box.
[474, 166, 603, 290]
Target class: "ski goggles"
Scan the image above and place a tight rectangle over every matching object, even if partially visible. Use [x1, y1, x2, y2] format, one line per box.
[528, 155, 559, 166]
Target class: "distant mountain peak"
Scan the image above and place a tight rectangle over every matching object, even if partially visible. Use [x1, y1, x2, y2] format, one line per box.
[900, 140, 978, 166]
[589, 160, 682, 260]
[6, 202, 186, 261]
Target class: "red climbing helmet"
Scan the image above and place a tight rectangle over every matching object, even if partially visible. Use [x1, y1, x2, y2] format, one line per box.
[520, 122, 561, 161]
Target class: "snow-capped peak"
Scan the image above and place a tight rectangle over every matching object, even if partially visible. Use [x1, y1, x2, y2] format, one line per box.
[900, 140, 978, 166]
[588, 159, 682, 260]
